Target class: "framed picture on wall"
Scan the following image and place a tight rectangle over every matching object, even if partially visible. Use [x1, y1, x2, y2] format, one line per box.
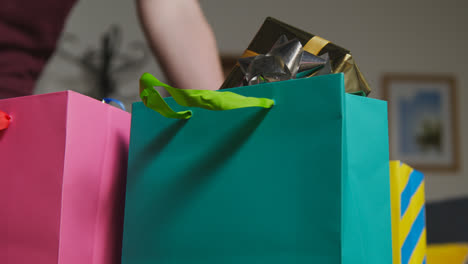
[382, 74, 459, 172]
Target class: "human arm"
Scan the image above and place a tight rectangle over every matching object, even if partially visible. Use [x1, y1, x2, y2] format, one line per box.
[135, 0, 223, 90]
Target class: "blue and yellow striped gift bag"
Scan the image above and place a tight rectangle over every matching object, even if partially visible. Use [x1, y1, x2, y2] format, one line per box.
[390, 161, 427, 264]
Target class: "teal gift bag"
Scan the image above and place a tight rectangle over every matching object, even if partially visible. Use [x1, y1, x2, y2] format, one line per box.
[122, 73, 392, 264]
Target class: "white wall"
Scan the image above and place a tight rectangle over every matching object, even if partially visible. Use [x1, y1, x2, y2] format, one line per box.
[36, 0, 467, 202]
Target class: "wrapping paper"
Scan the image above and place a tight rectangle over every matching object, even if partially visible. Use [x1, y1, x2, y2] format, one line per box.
[390, 161, 427, 264]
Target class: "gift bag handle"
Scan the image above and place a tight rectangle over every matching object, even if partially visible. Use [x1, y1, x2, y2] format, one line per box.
[139, 73, 275, 119]
[0, 110, 11, 130]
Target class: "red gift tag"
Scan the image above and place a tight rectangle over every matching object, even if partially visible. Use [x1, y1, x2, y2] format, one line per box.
[0, 111, 11, 130]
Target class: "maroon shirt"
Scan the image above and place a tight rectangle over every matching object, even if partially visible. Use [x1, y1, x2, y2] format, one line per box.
[0, 0, 77, 98]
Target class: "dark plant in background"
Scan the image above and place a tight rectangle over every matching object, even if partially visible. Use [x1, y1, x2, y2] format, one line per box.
[58, 25, 148, 99]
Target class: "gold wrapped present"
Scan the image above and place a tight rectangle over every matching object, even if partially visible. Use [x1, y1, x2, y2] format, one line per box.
[220, 17, 371, 95]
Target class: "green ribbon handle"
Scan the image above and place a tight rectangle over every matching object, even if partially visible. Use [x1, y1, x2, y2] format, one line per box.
[139, 73, 275, 119]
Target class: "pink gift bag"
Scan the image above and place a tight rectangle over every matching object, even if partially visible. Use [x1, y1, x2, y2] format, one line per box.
[0, 91, 130, 264]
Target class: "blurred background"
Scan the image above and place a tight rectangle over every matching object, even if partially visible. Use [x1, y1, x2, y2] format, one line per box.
[34, 0, 467, 252]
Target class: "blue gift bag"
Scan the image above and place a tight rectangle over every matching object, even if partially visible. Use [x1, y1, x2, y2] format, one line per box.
[122, 73, 392, 263]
